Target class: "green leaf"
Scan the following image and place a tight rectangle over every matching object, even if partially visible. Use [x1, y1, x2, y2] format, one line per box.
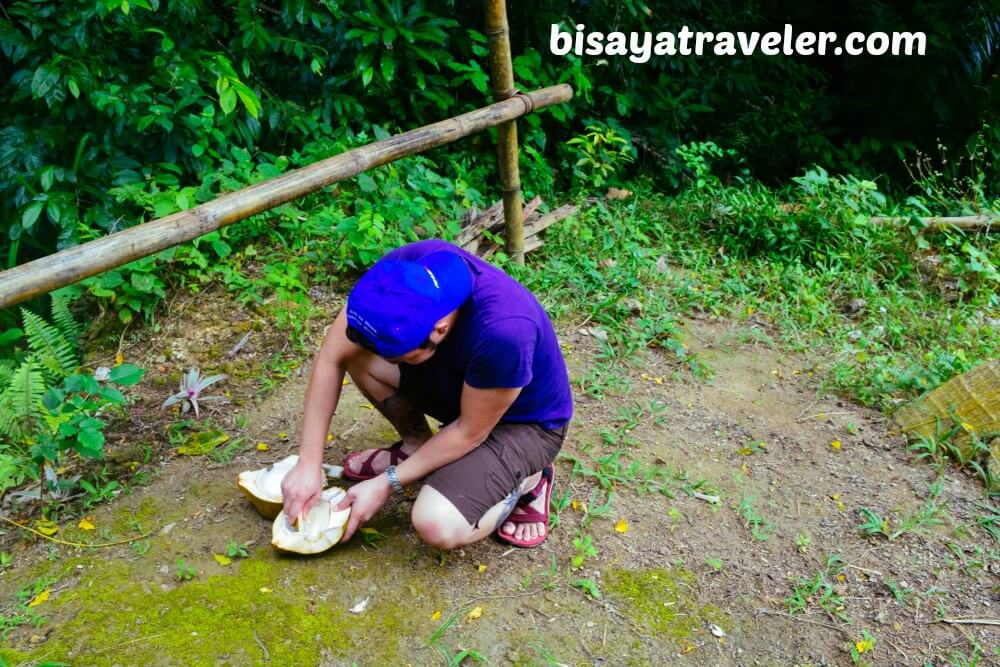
[40, 168, 54, 192]
[98, 387, 126, 404]
[30, 65, 60, 100]
[361, 67, 373, 88]
[67, 78, 80, 98]
[131, 272, 155, 293]
[43, 388, 65, 412]
[21, 202, 45, 230]
[357, 173, 377, 193]
[380, 57, 396, 83]
[108, 363, 144, 386]
[219, 87, 237, 115]
[77, 428, 105, 458]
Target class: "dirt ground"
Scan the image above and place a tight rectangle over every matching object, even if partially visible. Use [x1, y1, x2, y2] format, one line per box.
[1, 287, 998, 666]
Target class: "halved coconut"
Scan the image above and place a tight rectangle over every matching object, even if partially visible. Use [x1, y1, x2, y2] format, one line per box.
[237, 454, 300, 519]
[271, 487, 351, 554]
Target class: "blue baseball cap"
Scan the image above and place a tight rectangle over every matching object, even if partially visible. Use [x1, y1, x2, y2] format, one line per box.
[345, 251, 473, 358]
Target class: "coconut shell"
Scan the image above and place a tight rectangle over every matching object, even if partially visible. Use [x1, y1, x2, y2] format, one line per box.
[271, 487, 351, 555]
[236, 455, 299, 519]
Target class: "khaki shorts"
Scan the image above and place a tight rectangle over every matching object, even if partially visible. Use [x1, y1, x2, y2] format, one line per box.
[424, 423, 567, 525]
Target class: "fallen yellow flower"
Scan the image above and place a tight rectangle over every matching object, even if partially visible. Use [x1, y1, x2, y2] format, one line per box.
[78, 516, 95, 531]
[614, 518, 629, 533]
[28, 589, 50, 607]
[466, 606, 483, 621]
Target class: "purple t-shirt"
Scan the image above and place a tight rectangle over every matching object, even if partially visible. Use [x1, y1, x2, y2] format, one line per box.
[382, 240, 573, 430]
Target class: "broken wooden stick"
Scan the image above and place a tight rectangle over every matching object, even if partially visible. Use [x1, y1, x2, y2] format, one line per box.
[478, 202, 577, 259]
[457, 196, 541, 254]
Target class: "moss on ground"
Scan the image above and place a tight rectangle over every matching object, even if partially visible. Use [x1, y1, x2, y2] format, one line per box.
[7, 550, 432, 666]
[605, 567, 730, 647]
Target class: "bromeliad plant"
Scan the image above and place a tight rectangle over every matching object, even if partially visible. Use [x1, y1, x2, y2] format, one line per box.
[162, 369, 227, 418]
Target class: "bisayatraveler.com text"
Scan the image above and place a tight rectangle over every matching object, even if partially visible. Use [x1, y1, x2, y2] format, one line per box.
[550, 24, 927, 62]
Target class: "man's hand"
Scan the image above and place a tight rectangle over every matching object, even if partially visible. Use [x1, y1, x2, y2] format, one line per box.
[280, 460, 324, 520]
[336, 475, 392, 542]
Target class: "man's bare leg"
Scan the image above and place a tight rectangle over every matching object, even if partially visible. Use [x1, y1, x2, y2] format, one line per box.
[344, 352, 433, 475]
[410, 470, 544, 549]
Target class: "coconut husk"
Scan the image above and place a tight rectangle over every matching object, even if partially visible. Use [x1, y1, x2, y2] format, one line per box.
[894, 358, 1000, 443]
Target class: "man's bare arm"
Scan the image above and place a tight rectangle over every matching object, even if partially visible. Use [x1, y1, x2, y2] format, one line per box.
[282, 308, 361, 518]
[393, 383, 520, 484]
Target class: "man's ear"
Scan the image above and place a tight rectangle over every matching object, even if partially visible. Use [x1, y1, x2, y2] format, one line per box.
[433, 318, 450, 336]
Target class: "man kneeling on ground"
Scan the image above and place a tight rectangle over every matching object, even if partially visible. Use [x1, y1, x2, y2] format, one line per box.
[280, 239, 573, 549]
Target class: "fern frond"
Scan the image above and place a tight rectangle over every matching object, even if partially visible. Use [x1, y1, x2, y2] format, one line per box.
[50, 286, 83, 347]
[0, 363, 12, 394]
[0, 359, 47, 437]
[21, 308, 77, 379]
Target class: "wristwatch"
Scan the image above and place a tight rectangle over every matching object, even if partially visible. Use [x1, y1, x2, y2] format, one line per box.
[385, 465, 404, 493]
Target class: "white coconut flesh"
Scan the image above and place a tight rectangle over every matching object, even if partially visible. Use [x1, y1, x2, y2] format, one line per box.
[238, 454, 299, 505]
[272, 487, 350, 554]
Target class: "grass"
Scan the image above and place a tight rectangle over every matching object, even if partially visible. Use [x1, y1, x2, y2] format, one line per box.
[736, 495, 772, 542]
[785, 554, 851, 623]
[520, 178, 997, 415]
[856, 479, 948, 541]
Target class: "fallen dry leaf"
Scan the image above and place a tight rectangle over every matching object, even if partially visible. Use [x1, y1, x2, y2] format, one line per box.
[256, 442, 269, 451]
[477, 564, 488, 573]
[259, 587, 273, 593]
[27, 589, 50, 607]
[466, 606, 483, 621]
[213, 553, 232, 566]
[115, 352, 124, 365]
[78, 516, 95, 531]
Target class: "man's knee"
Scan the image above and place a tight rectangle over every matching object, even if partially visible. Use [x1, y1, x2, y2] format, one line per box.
[411, 501, 465, 550]
[346, 352, 400, 399]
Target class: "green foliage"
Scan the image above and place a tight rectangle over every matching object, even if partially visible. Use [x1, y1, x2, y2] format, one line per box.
[785, 554, 851, 623]
[571, 533, 597, 569]
[566, 122, 635, 188]
[0, 290, 144, 503]
[737, 495, 772, 542]
[856, 480, 949, 540]
[174, 558, 197, 582]
[224, 541, 251, 559]
[0, 576, 52, 640]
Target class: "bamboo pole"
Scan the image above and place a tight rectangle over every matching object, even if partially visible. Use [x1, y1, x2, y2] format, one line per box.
[0, 84, 572, 310]
[485, 0, 526, 265]
[870, 215, 999, 232]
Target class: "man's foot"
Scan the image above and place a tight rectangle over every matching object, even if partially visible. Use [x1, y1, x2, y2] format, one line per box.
[342, 441, 421, 481]
[498, 466, 554, 548]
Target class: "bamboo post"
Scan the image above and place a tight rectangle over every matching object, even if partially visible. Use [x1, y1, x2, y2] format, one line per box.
[0, 85, 572, 310]
[485, 0, 526, 265]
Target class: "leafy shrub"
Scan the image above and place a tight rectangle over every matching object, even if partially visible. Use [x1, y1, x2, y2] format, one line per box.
[0, 289, 144, 501]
